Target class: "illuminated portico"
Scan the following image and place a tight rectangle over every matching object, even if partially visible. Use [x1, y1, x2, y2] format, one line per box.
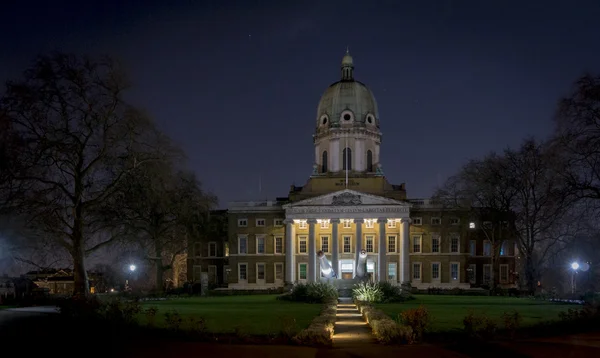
[282, 189, 411, 284]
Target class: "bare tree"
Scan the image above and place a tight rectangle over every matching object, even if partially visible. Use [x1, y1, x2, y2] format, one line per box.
[504, 139, 579, 293]
[0, 53, 171, 296]
[435, 153, 516, 291]
[555, 74, 600, 209]
[112, 162, 216, 292]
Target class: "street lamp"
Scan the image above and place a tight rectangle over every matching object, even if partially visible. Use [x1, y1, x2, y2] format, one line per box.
[570, 261, 579, 294]
[129, 264, 136, 272]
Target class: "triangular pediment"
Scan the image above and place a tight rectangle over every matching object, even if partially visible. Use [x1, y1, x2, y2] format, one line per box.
[283, 189, 409, 208]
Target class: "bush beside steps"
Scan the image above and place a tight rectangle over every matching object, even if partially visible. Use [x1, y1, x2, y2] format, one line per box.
[292, 301, 337, 346]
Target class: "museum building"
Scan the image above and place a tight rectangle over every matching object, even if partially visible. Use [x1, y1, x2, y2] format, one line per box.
[189, 51, 517, 290]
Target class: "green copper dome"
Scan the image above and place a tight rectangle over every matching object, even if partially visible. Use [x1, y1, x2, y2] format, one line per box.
[315, 51, 380, 128]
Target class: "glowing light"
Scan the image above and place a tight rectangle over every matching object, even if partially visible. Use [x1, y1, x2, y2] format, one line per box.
[469, 222, 476, 229]
[129, 264, 136, 271]
[571, 262, 579, 270]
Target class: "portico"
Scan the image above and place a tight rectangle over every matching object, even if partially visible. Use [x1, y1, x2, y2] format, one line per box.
[282, 189, 411, 285]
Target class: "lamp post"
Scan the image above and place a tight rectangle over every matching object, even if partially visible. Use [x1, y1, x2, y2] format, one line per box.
[570, 262, 579, 294]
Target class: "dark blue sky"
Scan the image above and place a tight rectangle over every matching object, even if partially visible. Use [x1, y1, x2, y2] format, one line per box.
[3, 0, 600, 207]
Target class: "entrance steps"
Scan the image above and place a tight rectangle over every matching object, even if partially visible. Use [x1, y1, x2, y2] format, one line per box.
[332, 302, 376, 347]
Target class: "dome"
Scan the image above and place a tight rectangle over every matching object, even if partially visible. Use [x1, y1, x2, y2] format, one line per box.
[315, 52, 379, 128]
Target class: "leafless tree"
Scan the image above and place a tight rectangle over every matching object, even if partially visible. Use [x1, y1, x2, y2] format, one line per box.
[0, 53, 172, 296]
[110, 161, 216, 292]
[434, 152, 516, 290]
[555, 74, 600, 211]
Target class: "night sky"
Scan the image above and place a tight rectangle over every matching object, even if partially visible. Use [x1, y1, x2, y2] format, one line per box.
[3, 0, 600, 208]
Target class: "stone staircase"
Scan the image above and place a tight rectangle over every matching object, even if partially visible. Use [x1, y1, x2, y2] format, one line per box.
[321, 277, 362, 299]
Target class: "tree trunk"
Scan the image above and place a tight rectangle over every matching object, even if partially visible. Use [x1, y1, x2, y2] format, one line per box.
[525, 254, 536, 294]
[71, 217, 89, 296]
[154, 242, 164, 292]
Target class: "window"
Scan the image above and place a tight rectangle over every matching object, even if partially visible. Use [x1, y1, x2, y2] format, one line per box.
[365, 235, 374, 253]
[343, 236, 351, 253]
[450, 218, 460, 225]
[256, 219, 265, 227]
[450, 235, 459, 253]
[208, 242, 217, 257]
[298, 220, 307, 229]
[468, 264, 476, 284]
[412, 263, 422, 280]
[275, 263, 283, 281]
[193, 265, 201, 282]
[483, 265, 491, 284]
[387, 235, 396, 253]
[367, 150, 373, 172]
[208, 265, 217, 284]
[500, 241, 507, 256]
[256, 236, 265, 254]
[224, 242, 229, 257]
[322, 151, 328, 173]
[388, 263, 397, 282]
[412, 217, 422, 225]
[299, 263, 307, 280]
[275, 237, 283, 254]
[239, 263, 248, 281]
[257, 263, 265, 281]
[365, 219, 375, 229]
[431, 217, 441, 225]
[500, 264, 509, 283]
[274, 218, 284, 227]
[321, 236, 329, 253]
[299, 236, 307, 253]
[343, 147, 352, 170]
[343, 220, 352, 229]
[194, 242, 201, 257]
[483, 240, 491, 256]
[469, 222, 476, 229]
[450, 262, 459, 281]
[431, 234, 440, 253]
[238, 218, 248, 227]
[412, 236, 421, 253]
[431, 263, 440, 281]
[238, 236, 248, 254]
[319, 220, 329, 229]
[387, 219, 397, 229]
[469, 240, 476, 256]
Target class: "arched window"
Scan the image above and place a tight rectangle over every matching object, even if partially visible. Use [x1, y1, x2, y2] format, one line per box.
[367, 150, 373, 172]
[321, 151, 328, 173]
[343, 147, 352, 171]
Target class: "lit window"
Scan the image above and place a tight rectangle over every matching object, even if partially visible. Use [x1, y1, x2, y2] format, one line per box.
[387, 219, 397, 228]
[343, 220, 352, 229]
[365, 219, 375, 229]
[319, 220, 329, 229]
[388, 263, 397, 281]
[297, 220, 307, 229]
[469, 222, 475, 229]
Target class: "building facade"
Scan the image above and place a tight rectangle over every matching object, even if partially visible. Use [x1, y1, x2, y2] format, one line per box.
[212, 51, 516, 290]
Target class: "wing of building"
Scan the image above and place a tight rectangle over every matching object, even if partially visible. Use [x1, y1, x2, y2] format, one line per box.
[188, 51, 518, 291]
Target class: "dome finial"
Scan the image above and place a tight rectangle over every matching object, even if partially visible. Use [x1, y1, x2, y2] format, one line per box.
[341, 48, 354, 81]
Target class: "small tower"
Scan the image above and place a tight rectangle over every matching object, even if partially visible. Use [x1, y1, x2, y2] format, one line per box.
[341, 48, 354, 81]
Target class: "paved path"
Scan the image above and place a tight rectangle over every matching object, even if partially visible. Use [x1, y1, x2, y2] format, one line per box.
[332, 302, 376, 348]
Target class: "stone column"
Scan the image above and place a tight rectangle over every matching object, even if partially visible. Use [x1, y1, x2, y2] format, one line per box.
[400, 218, 411, 283]
[284, 219, 294, 285]
[377, 218, 387, 282]
[354, 219, 364, 265]
[308, 219, 317, 282]
[331, 218, 340, 277]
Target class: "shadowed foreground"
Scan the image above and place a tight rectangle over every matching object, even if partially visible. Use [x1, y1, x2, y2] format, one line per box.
[1, 309, 599, 358]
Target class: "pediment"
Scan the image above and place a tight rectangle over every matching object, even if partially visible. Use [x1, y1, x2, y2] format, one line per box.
[283, 189, 409, 208]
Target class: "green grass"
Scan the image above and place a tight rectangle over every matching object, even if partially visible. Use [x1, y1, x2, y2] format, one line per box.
[139, 295, 322, 335]
[377, 295, 580, 332]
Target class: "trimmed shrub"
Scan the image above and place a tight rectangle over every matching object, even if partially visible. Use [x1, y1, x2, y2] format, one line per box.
[279, 282, 338, 303]
[293, 302, 337, 346]
[400, 305, 430, 342]
[463, 310, 497, 339]
[379, 281, 414, 302]
[356, 301, 413, 344]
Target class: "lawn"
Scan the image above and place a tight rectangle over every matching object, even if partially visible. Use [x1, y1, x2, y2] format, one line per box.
[139, 295, 322, 335]
[377, 295, 580, 332]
